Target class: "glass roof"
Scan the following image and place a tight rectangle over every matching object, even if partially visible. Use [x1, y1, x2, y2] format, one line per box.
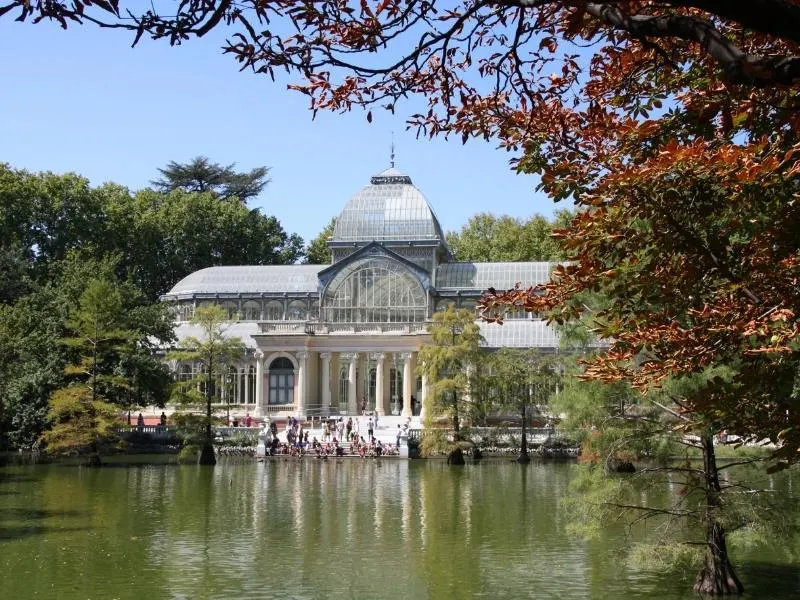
[479, 320, 560, 348]
[163, 265, 325, 298]
[332, 168, 445, 243]
[436, 262, 554, 290]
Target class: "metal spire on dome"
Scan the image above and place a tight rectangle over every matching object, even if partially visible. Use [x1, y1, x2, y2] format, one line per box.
[390, 131, 395, 168]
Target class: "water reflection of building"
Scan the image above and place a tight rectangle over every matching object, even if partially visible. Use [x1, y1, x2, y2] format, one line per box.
[161, 167, 559, 417]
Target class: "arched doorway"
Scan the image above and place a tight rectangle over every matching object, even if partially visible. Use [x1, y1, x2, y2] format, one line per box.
[268, 357, 294, 406]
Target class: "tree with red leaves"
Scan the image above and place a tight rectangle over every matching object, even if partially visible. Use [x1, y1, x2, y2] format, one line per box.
[6, 1, 800, 594]
[12, 0, 795, 465]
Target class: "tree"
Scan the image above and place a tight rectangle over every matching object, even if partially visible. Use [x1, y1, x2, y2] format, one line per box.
[487, 348, 561, 463]
[8, 3, 800, 592]
[151, 156, 270, 203]
[112, 188, 304, 300]
[447, 212, 571, 262]
[553, 359, 798, 595]
[168, 304, 245, 466]
[417, 305, 484, 464]
[0, 164, 304, 302]
[13, 3, 800, 455]
[304, 217, 336, 265]
[40, 279, 135, 466]
[0, 251, 175, 450]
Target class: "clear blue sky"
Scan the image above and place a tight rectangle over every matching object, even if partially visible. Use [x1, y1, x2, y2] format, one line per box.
[0, 19, 556, 245]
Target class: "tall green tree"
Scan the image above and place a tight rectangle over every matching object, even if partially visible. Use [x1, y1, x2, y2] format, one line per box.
[487, 348, 561, 463]
[168, 304, 246, 466]
[151, 156, 270, 202]
[446, 212, 572, 262]
[417, 305, 484, 464]
[109, 188, 304, 300]
[304, 217, 336, 264]
[40, 279, 135, 466]
[552, 362, 797, 595]
[0, 164, 304, 302]
[0, 252, 174, 450]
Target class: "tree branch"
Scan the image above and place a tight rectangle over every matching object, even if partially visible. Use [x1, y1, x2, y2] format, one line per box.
[581, 2, 800, 87]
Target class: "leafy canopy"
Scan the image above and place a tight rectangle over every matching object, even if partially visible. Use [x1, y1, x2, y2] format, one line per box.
[150, 156, 270, 203]
[7, 2, 800, 462]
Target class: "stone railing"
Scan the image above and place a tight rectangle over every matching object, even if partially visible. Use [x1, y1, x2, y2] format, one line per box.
[259, 321, 310, 334]
[259, 320, 427, 335]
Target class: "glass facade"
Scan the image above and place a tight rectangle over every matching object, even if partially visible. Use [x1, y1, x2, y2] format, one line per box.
[323, 257, 427, 323]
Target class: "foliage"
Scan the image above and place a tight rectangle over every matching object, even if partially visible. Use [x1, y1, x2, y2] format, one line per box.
[556, 354, 800, 593]
[488, 348, 561, 415]
[150, 156, 270, 203]
[40, 386, 121, 461]
[0, 252, 174, 450]
[112, 188, 304, 300]
[39, 279, 140, 462]
[446, 212, 572, 263]
[304, 217, 336, 264]
[0, 163, 303, 301]
[167, 304, 246, 465]
[417, 305, 484, 448]
[12, 7, 800, 465]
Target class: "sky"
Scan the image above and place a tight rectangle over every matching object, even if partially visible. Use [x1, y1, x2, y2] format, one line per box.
[0, 18, 556, 246]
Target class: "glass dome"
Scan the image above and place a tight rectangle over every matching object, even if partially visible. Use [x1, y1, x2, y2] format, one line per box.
[331, 168, 445, 243]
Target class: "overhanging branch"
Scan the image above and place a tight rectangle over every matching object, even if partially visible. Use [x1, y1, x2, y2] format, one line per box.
[582, 2, 800, 86]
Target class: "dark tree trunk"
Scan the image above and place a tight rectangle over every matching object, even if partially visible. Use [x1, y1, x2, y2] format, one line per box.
[517, 400, 530, 464]
[85, 451, 102, 467]
[452, 392, 460, 442]
[693, 433, 743, 595]
[198, 442, 216, 466]
[447, 447, 465, 465]
[201, 355, 216, 466]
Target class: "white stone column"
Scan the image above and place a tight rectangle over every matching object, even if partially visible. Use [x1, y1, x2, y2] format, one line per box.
[331, 353, 341, 411]
[320, 352, 332, 417]
[375, 353, 386, 416]
[296, 351, 308, 417]
[402, 352, 414, 418]
[420, 373, 430, 420]
[244, 365, 250, 405]
[346, 352, 358, 415]
[254, 351, 264, 417]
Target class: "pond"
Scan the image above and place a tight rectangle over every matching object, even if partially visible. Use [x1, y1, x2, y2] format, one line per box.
[0, 457, 797, 599]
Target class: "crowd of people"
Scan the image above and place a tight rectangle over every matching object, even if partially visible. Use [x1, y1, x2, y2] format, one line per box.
[259, 415, 406, 459]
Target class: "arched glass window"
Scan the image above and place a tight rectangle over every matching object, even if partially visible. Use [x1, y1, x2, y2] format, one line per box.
[268, 357, 294, 405]
[225, 365, 239, 404]
[287, 300, 307, 321]
[265, 300, 284, 320]
[323, 257, 427, 323]
[174, 303, 194, 322]
[242, 300, 261, 321]
[248, 365, 256, 404]
[178, 363, 194, 382]
[220, 301, 239, 320]
[309, 299, 320, 321]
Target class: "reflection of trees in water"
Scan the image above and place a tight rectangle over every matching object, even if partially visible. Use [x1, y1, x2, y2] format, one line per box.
[0, 461, 797, 599]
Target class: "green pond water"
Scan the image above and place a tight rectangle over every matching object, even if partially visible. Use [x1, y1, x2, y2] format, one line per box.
[0, 456, 797, 600]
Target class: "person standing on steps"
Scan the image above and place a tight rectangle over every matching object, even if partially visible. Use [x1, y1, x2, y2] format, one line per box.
[367, 417, 374, 441]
